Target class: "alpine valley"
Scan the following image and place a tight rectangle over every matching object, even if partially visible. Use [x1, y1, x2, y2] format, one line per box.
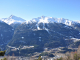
[0, 15, 80, 56]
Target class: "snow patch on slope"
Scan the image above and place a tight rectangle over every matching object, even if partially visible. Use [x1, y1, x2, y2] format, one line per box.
[71, 38, 80, 42]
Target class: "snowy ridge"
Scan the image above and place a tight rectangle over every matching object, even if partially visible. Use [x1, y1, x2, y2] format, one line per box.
[23, 16, 76, 31]
[0, 19, 5, 23]
[0, 15, 26, 25]
[75, 20, 80, 23]
[0, 15, 79, 26]
[25, 16, 73, 26]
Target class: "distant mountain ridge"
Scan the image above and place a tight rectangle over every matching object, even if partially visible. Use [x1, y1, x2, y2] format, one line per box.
[26, 16, 73, 26]
[0, 15, 79, 26]
[0, 15, 26, 25]
[0, 15, 80, 55]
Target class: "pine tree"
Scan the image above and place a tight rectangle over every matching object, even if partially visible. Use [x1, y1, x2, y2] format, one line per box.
[38, 56, 42, 60]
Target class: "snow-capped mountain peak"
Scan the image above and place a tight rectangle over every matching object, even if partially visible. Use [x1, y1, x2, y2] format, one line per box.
[22, 16, 75, 31]
[8, 15, 26, 21]
[0, 15, 26, 25]
[25, 16, 73, 26]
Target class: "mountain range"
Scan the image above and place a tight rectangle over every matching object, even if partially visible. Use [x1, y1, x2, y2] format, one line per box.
[0, 15, 80, 56]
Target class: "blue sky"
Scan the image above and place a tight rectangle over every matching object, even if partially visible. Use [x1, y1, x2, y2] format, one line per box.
[0, 0, 80, 21]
